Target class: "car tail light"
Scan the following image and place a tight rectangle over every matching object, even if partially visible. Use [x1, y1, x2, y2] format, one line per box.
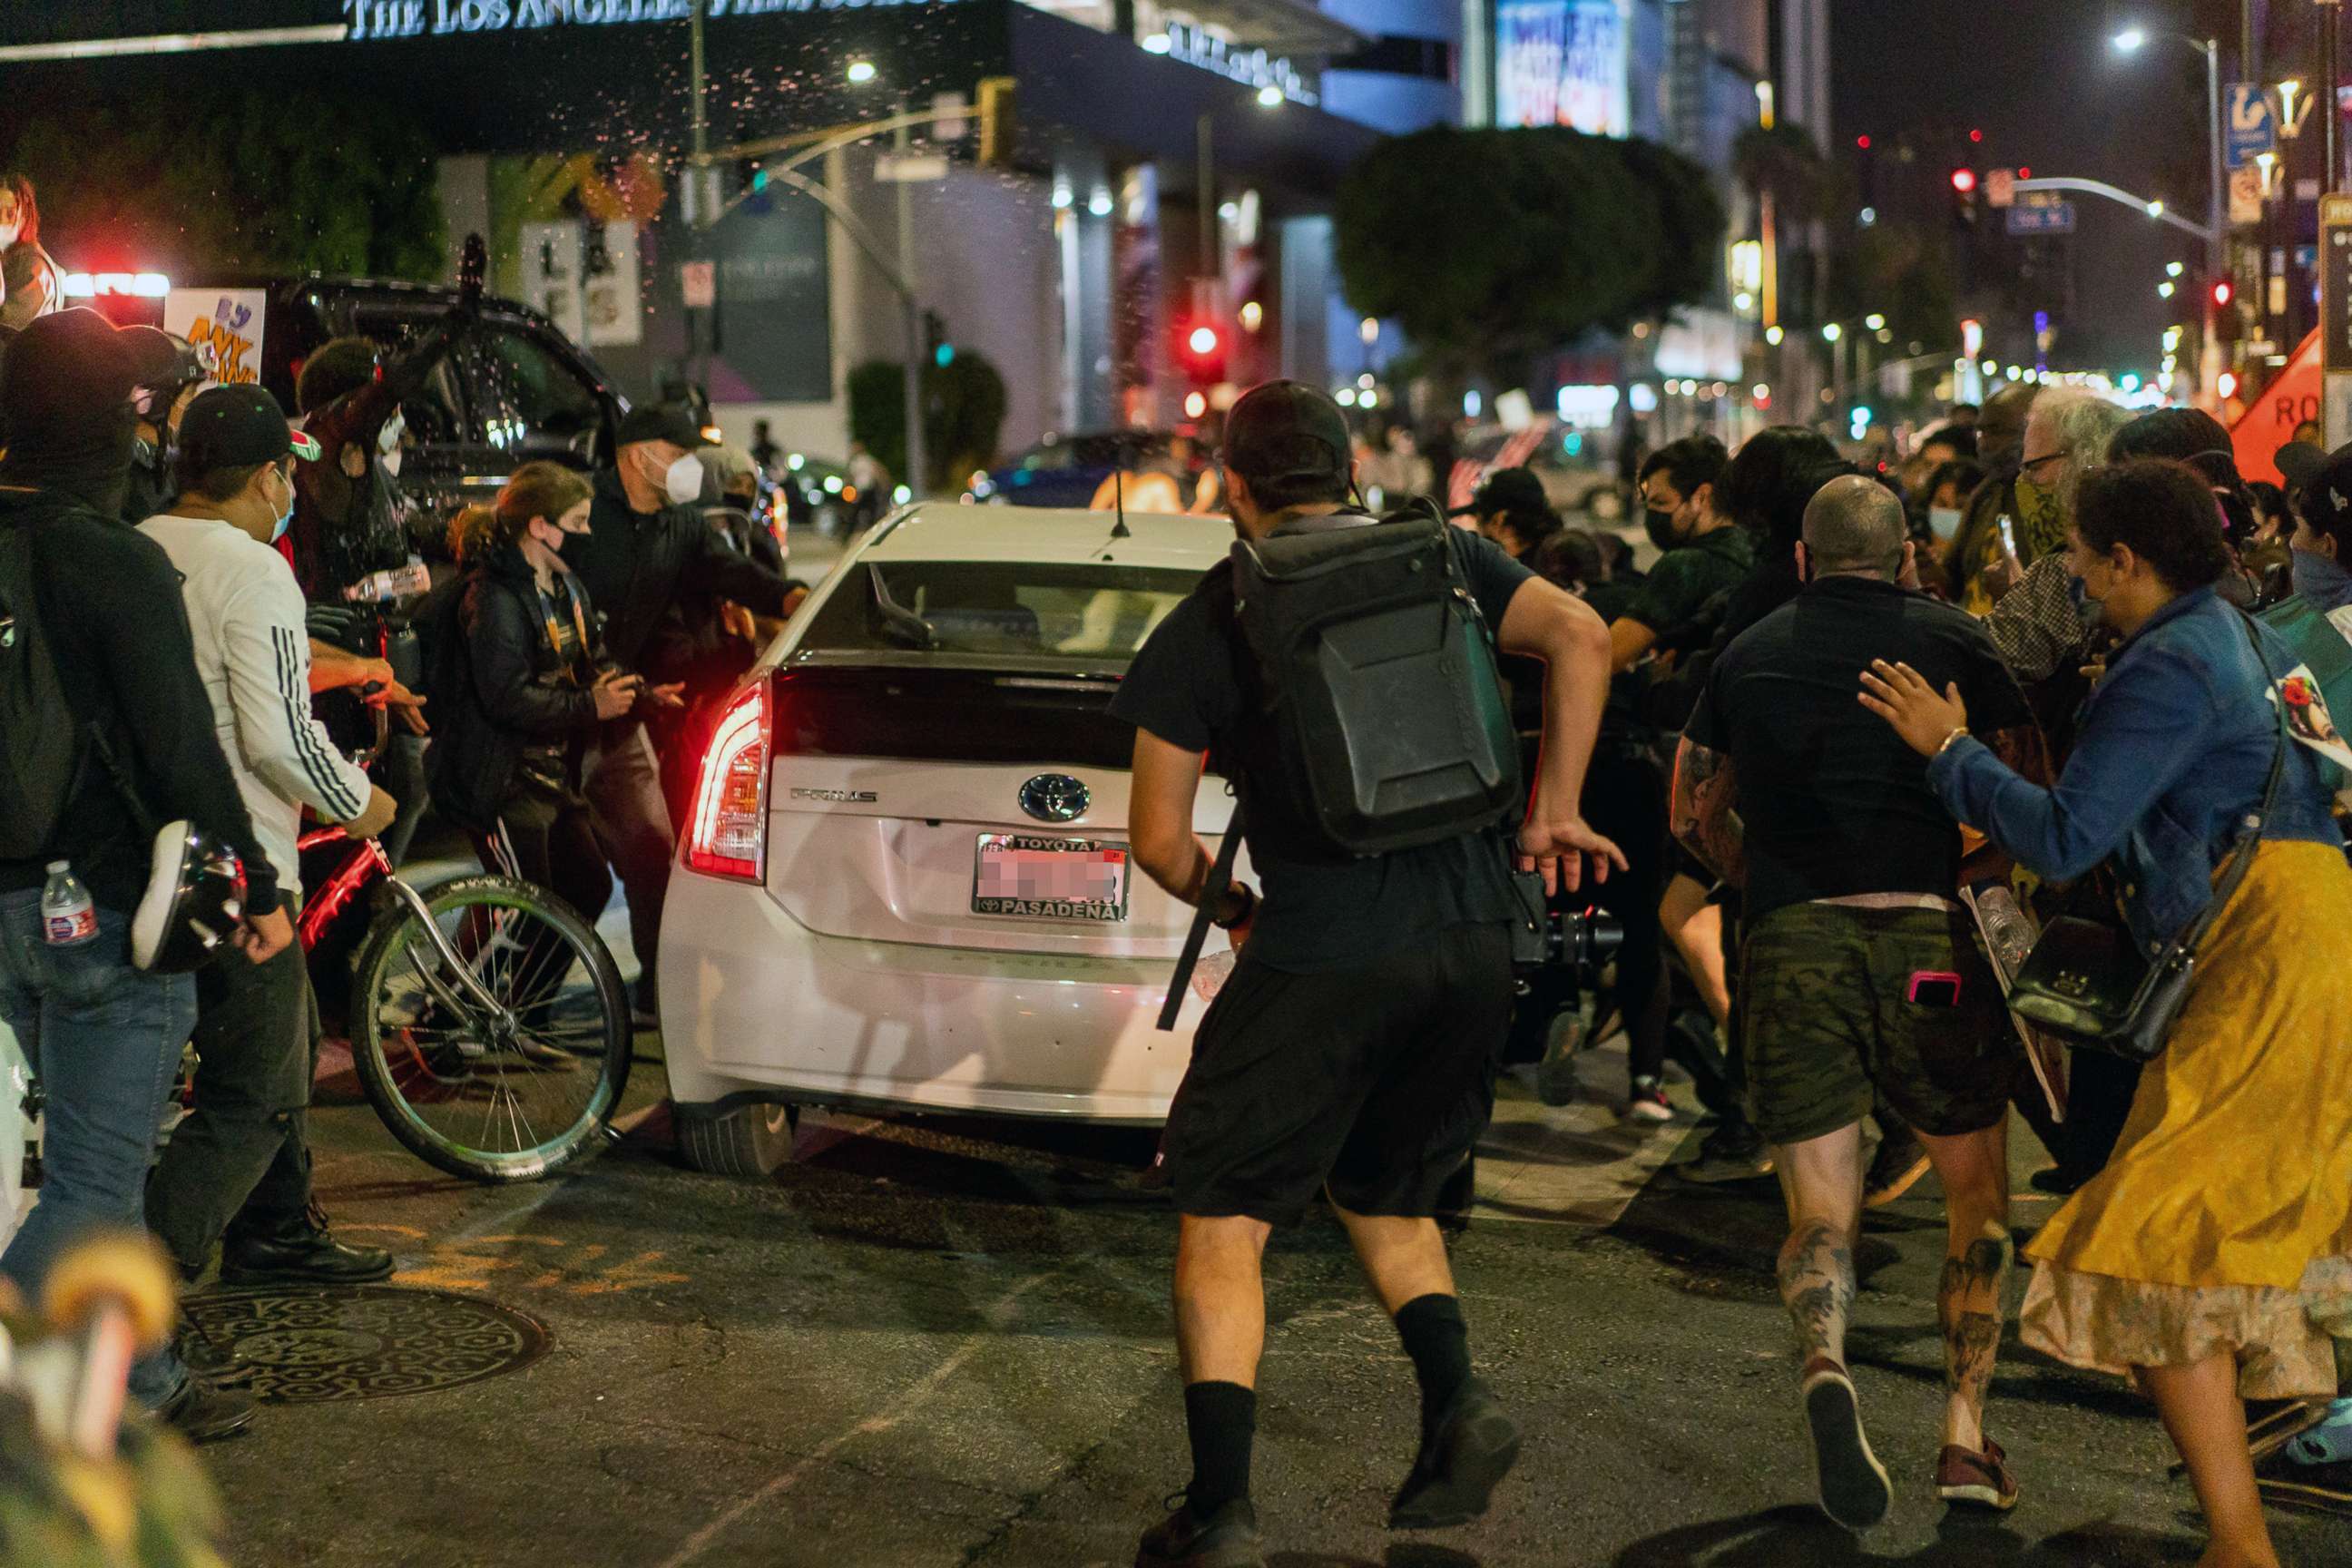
[686, 681, 770, 882]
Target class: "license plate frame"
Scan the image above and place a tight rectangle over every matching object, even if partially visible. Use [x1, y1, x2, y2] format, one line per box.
[971, 833, 1132, 923]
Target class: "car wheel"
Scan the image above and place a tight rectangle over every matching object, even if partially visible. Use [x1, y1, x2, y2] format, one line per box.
[679, 1102, 797, 1179]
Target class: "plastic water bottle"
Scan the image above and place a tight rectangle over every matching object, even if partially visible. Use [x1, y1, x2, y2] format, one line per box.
[41, 861, 95, 947]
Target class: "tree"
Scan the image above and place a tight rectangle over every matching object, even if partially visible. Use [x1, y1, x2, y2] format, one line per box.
[848, 350, 1010, 493]
[1337, 126, 1724, 386]
[1, 86, 444, 279]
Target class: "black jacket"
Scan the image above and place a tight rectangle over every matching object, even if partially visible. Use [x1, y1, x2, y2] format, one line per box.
[426, 549, 603, 834]
[0, 486, 279, 913]
[567, 469, 791, 675]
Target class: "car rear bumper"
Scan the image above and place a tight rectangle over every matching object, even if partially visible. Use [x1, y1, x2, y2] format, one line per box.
[658, 871, 1204, 1123]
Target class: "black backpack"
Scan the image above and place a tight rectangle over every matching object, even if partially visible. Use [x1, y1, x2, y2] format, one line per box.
[1225, 505, 1521, 857]
[1157, 506, 1520, 1027]
[0, 520, 83, 859]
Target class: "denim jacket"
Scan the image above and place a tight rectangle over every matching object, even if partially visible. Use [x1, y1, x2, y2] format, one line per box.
[1930, 585, 2345, 954]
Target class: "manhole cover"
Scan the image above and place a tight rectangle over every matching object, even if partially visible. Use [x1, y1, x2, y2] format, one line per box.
[181, 1286, 550, 1404]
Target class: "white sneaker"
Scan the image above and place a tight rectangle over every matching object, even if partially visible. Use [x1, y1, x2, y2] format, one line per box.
[1626, 1076, 1674, 1123]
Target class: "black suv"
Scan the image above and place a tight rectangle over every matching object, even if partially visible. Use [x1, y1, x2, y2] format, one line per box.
[172, 275, 631, 521]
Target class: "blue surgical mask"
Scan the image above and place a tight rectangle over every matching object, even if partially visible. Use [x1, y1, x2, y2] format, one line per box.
[270, 471, 295, 543]
[2290, 545, 2352, 610]
[1927, 505, 1964, 542]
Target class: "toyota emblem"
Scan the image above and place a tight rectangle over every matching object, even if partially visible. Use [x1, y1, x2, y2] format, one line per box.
[1019, 773, 1091, 823]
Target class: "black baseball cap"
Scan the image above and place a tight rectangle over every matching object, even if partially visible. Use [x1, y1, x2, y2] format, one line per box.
[0, 308, 186, 438]
[2292, 443, 2352, 535]
[2275, 436, 2332, 500]
[1220, 379, 1351, 484]
[1449, 465, 1548, 519]
[615, 403, 711, 450]
[177, 385, 321, 473]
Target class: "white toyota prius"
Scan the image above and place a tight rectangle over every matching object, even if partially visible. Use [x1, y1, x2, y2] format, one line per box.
[657, 504, 1242, 1175]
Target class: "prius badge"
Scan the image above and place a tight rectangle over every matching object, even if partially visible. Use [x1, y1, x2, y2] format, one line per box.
[1019, 773, 1090, 823]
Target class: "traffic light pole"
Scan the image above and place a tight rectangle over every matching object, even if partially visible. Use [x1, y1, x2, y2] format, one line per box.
[894, 93, 926, 502]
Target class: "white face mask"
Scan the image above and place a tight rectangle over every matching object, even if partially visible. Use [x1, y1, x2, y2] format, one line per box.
[1928, 505, 1965, 542]
[663, 452, 705, 507]
[0, 220, 19, 250]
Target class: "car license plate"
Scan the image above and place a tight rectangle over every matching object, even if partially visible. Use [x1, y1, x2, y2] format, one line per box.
[972, 834, 1131, 922]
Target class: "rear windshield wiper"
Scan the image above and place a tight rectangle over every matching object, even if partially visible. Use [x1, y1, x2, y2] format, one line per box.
[867, 566, 936, 652]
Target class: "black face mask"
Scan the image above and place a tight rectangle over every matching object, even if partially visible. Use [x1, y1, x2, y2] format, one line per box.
[1644, 507, 1681, 553]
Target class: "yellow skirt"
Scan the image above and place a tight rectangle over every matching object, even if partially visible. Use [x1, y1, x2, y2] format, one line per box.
[2024, 839, 2352, 1289]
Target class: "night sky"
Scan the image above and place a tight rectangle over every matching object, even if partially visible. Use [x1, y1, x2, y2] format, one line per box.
[1828, 0, 2233, 377]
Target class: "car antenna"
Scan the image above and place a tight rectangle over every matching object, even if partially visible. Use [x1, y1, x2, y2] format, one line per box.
[1109, 432, 1133, 540]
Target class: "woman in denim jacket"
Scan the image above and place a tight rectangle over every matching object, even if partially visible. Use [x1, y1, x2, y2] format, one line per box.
[1864, 458, 2352, 1568]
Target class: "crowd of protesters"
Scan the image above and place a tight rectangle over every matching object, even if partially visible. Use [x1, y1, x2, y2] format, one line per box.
[0, 220, 798, 1460]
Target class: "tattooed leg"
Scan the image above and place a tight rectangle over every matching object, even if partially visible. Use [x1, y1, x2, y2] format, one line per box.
[1772, 1125, 1866, 1373]
[1918, 1122, 2014, 1455]
[1779, 1217, 1857, 1371]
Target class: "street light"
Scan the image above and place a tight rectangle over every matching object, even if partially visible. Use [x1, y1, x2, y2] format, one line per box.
[2167, 261, 2185, 278]
[1821, 322, 1843, 342]
[2112, 24, 2224, 408]
[1863, 312, 1886, 331]
[845, 58, 877, 83]
[2159, 280, 2177, 298]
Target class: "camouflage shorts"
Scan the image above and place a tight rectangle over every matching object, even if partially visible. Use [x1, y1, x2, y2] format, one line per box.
[1740, 900, 2019, 1147]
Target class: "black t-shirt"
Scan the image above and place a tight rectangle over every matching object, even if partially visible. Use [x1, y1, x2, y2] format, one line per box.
[1112, 524, 1535, 973]
[1623, 526, 1755, 639]
[1683, 574, 2032, 923]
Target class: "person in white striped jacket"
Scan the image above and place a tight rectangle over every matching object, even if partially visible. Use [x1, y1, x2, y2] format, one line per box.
[136, 385, 400, 1319]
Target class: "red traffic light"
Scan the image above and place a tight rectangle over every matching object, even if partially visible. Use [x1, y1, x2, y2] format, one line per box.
[1968, 128, 1984, 144]
[1856, 134, 1871, 150]
[1186, 324, 1220, 358]
[1951, 168, 1978, 194]
[2211, 280, 2234, 308]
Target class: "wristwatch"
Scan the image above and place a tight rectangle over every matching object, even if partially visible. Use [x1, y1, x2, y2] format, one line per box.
[1211, 882, 1258, 930]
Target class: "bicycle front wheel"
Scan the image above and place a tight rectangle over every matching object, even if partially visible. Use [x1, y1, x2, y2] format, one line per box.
[351, 874, 632, 1182]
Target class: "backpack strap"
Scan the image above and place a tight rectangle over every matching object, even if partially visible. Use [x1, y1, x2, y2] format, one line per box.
[1156, 798, 1245, 1033]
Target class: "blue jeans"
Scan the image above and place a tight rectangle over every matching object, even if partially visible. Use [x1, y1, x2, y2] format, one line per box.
[0, 889, 193, 1407]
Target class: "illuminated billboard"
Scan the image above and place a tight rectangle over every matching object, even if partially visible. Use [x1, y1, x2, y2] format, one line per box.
[1495, 0, 1629, 136]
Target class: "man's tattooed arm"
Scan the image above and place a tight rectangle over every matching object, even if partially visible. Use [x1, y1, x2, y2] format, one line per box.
[1671, 736, 1746, 887]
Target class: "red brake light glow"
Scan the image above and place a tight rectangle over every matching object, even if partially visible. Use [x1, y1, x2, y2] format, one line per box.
[686, 682, 771, 882]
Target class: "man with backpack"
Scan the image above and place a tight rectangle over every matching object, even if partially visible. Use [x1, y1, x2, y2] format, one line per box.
[0, 308, 289, 1442]
[1114, 381, 1622, 1566]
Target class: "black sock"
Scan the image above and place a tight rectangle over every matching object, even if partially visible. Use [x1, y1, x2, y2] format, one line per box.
[1182, 1381, 1256, 1514]
[1394, 1293, 1472, 1439]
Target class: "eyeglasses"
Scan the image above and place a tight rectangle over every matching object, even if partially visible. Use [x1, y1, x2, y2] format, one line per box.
[2020, 451, 2065, 475]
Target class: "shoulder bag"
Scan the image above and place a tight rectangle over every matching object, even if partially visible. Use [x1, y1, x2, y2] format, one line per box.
[2005, 612, 2290, 1063]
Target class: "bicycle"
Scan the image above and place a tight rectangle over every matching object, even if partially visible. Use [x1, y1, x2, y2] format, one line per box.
[298, 682, 632, 1183]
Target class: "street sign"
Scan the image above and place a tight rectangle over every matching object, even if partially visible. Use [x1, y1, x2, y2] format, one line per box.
[2006, 200, 2075, 236]
[2229, 83, 2279, 168]
[875, 153, 949, 183]
[680, 260, 715, 310]
[1985, 168, 2016, 209]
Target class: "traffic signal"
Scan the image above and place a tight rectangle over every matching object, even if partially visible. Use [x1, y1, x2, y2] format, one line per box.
[1176, 317, 1228, 385]
[976, 76, 1016, 170]
[1949, 168, 1979, 225]
[2211, 279, 2234, 309]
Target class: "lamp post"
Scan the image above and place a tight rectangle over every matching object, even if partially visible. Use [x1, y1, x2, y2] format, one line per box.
[2113, 26, 2225, 407]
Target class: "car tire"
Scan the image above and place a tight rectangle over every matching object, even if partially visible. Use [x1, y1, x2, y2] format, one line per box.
[679, 1102, 797, 1179]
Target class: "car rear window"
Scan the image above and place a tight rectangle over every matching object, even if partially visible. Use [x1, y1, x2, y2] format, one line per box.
[798, 561, 1200, 666]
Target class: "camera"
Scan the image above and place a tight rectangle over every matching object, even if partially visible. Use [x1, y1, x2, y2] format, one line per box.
[1508, 869, 1625, 977]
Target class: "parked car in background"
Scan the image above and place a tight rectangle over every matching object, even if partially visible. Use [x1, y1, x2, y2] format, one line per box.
[975, 428, 1165, 508]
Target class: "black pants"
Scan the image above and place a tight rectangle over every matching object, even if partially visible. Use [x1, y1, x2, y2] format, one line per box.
[1580, 748, 1670, 1083]
[145, 896, 318, 1276]
[473, 791, 614, 926]
[583, 724, 672, 1002]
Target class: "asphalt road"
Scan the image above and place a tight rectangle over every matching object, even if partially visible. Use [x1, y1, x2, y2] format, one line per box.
[191, 1034, 2347, 1568]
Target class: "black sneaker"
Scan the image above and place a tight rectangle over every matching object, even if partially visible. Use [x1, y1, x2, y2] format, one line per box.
[1863, 1126, 1932, 1208]
[221, 1205, 395, 1288]
[1673, 1121, 1776, 1184]
[1133, 1496, 1267, 1568]
[158, 1373, 255, 1445]
[1390, 1378, 1523, 1531]
[1801, 1358, 1892, 1532]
